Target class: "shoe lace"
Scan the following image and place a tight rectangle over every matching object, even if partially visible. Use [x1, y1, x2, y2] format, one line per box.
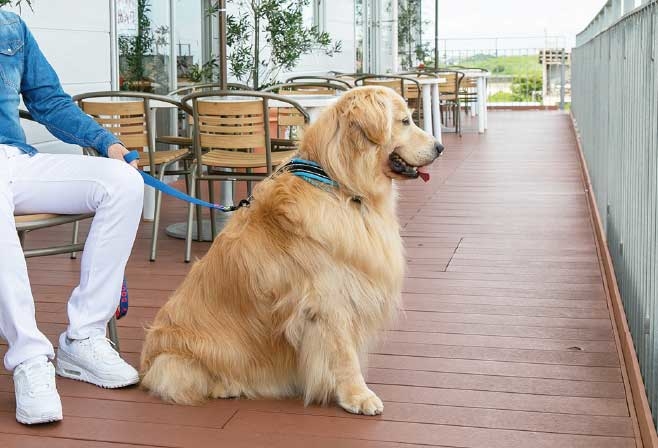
[19, 359, 54, 396]
[89, 336, 121, 362]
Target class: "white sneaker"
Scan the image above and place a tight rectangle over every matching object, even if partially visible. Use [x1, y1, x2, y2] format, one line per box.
[13, 356, 63, 425]
[56, 333, 139, 389]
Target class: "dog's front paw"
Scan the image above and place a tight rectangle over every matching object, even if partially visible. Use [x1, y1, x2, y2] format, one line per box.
[338, 388, 384, 416]
[210, 380, 241, 399]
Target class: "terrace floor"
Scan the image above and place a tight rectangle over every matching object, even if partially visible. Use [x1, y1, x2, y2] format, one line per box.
[0, 111, 645, 447]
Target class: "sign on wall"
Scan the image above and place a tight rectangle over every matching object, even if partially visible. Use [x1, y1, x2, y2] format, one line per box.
[117, 0, 138, 35]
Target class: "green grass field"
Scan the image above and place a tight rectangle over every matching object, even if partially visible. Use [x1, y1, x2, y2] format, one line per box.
[455, 54, 542, 78]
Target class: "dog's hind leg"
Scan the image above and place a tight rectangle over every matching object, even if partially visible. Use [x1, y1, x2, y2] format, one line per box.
[297, 317, 383, 416]
[141, 353, 213, 404]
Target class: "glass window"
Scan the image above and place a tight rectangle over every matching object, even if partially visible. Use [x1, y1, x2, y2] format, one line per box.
[175, 0, 206, 87]
[117, 0, 171, 93]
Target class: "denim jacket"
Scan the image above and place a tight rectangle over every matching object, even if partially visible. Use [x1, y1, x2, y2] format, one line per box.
[0, 10, 120, 156]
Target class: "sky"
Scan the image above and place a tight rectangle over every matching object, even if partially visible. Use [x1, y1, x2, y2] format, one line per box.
[430, 0, 608, 49]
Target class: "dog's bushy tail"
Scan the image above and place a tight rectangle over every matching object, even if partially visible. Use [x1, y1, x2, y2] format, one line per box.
[141, 353, 212, 405]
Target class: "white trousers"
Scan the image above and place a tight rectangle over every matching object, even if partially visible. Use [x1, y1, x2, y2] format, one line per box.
[0, 145, 144, 371]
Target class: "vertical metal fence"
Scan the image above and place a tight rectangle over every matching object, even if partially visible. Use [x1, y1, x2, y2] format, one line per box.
[572, 0, 658, 426]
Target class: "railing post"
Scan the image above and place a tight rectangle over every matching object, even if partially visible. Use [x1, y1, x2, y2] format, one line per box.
[559, 49, 566, 110]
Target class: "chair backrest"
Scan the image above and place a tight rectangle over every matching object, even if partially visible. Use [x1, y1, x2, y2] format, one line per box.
[168, 82, 252, 97]
[285, 75, 352, 89]
[72, 91, 191, 173]
[181, 91, 310, 173]
[435, 71, 464, 96]
[397, 71, 439, 99]
[195, 98, 267, 151]
[78, 99, 149, 150]
[355, 77, 403, 96]
[263, 82, 348, 96]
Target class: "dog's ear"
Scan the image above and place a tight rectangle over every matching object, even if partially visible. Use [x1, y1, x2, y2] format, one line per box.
[347, 88, 392, 146]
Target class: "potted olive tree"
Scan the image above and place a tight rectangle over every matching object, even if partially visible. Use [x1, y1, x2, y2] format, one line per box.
[210, 0, 341, 90]
[0, 0, 31, 9]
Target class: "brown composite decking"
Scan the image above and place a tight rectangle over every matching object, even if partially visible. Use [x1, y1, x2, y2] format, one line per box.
[0, 111, 645, 447]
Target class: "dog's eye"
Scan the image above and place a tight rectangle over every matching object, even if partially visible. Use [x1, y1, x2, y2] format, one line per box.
[402, 117, 411, 126]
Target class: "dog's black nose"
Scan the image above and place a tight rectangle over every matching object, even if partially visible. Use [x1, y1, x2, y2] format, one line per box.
[434, 142, 444, 157]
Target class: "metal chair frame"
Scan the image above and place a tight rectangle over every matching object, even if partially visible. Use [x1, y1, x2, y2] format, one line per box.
[353, 74, 423, 124]
[284, 75, 353, 89]
[180, 90, 309, 262]
[72, 91, 194, 261]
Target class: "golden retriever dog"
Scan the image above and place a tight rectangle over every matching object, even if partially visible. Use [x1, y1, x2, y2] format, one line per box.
[140, 86, 442, 415]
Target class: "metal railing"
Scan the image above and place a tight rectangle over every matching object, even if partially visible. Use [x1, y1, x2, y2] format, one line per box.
[572, 0, 658, 425]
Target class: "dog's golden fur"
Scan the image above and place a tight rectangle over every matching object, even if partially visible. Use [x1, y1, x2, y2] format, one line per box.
[140, 86, 439, 415]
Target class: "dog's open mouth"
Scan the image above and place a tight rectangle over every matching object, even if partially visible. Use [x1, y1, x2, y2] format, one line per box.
[389, 152, 431, 182]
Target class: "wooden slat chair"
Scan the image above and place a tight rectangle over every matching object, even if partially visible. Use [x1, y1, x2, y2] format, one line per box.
[180, 90, 309, 262]
[158, 83, 252, 149]
[434, 70, 465, 135]
[398, 71, 441, 123]
[353, 74, 422, 124]
[73, 92, 194, 261]
[459, 76, 479, 117]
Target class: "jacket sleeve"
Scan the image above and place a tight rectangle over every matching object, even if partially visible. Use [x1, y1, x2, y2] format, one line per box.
[19, 19, 121, 157]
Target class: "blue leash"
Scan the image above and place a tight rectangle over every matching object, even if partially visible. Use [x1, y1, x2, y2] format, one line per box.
[124, 150, 245, 212]
[123, 151, 338, 210]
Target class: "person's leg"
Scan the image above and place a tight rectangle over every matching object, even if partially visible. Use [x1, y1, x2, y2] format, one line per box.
[0, 145, 62, 424]
[0, 147, 54, 371]
[10, 150, 144, 340]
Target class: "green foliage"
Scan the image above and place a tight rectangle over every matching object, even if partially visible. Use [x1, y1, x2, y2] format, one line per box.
[0, 0, 31, 9]
[511, 75, 542, 102]
[488, 76, 543, 103]
[211, 0, 341, 89]
[487, 91, 515, 103]
[458, 54, 541, 78]
[179, 58, 219, 83]
[398, 0, 429, 69]
[118, 0, 154, 89]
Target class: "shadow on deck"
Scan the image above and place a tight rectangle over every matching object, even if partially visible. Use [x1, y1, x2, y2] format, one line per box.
[0, 111, 646, 447]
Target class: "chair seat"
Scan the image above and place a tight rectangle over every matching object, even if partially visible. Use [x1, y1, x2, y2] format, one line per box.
[137, 148, 190, 168]
[201, 149, 297, 169]
[156, 135, 193, 146]
[15, 213, 94, 230]
[15, 213, 61, 224]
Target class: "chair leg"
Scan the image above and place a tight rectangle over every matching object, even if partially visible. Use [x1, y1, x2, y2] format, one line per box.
[107, 317, 120, 353]
[209, 180, 217, 240]
[183, 159, 192, 193]
[185, 170, 197, 263]
[457, 101, 462, 137]
[195, 179, 203, 243]
[149, 166, 167, 262]
[70, 221, 80, 259]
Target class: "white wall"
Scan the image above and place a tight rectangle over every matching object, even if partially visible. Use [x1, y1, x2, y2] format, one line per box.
[9, 0, 112, 154]
[288, 0, 356, 77]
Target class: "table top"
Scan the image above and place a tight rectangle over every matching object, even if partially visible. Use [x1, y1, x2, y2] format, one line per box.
[365, 77, 446, 85]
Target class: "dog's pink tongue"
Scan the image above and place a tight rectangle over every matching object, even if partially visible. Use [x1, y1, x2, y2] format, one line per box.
[417, 167, 430, 183]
